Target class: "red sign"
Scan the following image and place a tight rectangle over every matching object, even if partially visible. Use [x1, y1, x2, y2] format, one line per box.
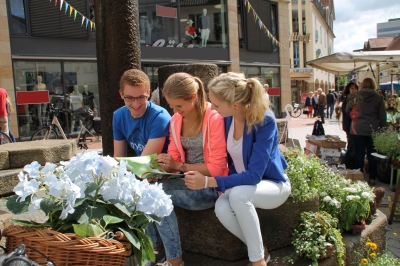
[16, 91, 50, 105]
[300, 93, 309, 103]
[156, 5, 177, 18]
[269, 87, 280, 96]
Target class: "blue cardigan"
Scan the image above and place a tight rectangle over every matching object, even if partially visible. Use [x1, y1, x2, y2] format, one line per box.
[214, 112, 288, 192]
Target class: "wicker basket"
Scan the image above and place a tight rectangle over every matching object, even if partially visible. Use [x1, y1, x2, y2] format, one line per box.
[3, 225, 132, 266]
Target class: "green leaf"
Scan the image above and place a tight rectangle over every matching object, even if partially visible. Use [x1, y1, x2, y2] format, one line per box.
[86, 224, 104, 237]
[77, 205, 108, 224]
[135, 214, 150, 227]
[103, 215, 124, 227]
[118, 226, 141, 250]
[137, 228, 155, 262]
[11, 219, 47, 228]
[40, 197, 59, 215]
[73, 224, 88, 237]
[132, 246, 143, 266]
[109, 200, 131, 216]
[67, 202, 88, 222]
[73, 198, 86, 208]
[84, 182, 98, 194]
[146, 214, 161, 224]
[6, 195, 31, 214]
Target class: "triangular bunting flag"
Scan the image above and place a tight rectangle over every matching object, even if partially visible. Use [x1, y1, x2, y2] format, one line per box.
[60, 0, 64, 10]
[74, 10, 77, 20]
[55, 0, 58, 6]
[93, 23, 96, 30]
[65, 3, 69, 13]
[81, 16, 85, 26]
[86, 18, 89, 28]
[247, 3, 251, 12]
[90, 21, 93, 31]
[69, 6, 73, 16]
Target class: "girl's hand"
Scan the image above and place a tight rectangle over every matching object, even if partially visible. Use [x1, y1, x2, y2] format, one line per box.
[184, 171, 206, 190]
[155, 154, 178, 171]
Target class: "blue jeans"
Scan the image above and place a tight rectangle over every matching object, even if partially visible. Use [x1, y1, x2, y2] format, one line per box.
[146, 178, 219, 260]
[353, 134, 376, 180]
[327, 103, 335, 119]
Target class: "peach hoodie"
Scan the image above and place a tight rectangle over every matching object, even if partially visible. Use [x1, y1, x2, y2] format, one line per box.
[168, 103, 228, 176]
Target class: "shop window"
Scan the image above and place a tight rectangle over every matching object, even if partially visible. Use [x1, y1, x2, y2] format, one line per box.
[139, 1, 179, 46]
[179, 0, 228, 48]
[9, 0, 27, 35]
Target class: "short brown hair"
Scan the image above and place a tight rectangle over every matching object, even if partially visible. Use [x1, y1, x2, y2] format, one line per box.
[119, 69, 150, 91]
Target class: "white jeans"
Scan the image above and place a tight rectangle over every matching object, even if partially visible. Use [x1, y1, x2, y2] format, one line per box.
[215, 177, 291, 262]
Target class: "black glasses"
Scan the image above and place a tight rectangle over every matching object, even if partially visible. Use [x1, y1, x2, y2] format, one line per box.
[123, 95, 148, 103]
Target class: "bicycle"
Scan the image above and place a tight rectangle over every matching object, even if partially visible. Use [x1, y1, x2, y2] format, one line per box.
[30, 104, 101, 150]
[288, 101, 304, 118]
[0, 127, 12, 145]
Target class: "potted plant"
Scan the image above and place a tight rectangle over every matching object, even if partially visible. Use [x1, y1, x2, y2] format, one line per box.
[4, 150, 174, 266]
[372, 126, 400, 160]
[339, 181, 375, 233]
[284, 211, 345, 266]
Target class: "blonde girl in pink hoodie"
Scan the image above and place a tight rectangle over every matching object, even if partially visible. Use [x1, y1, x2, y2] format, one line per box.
[145, 72, 227, 266]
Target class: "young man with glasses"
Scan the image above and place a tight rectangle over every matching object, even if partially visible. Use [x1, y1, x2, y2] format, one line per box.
[113, 69, 171, 157]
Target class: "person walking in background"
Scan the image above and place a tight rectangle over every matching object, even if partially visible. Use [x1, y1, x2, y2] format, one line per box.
[341, 82, 359, 169]
[326, 89, 336, 119]
[0, 88, 9, 137]
[263, 84, 269, 101]
[5, 96, 16, 142]
[312, 90, 319, 117]
[304, 91, 316, 118]
[185, 72, 291, 266]
[317, 88, 327, 123]
[346, 78, 386, 186]
[147, 73, 228, 266]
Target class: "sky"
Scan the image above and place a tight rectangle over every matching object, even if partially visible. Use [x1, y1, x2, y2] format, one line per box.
[334, 0, 400, 53]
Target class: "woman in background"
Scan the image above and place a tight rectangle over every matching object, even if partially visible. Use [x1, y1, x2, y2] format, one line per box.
[6, 96, 16, 142]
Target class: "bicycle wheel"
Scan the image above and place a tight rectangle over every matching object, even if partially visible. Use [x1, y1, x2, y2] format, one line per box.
[81, 126, 101, 149]
[31, 128, 59, 141]
[290, 107, 302, 118]
[0, 132, 12, 145]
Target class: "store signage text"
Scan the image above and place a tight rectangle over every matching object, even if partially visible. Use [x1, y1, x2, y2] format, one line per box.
[152, 39, 194, 48]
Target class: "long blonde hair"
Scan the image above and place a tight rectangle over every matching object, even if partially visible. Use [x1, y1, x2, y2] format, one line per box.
[208, 72, 269, 133]
[6, 96, 14, 114]
[163, 72, 207, 133]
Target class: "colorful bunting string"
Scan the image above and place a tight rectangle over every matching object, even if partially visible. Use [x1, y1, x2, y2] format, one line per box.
[49, 0, 95, 30]
[243, 0, 284, 50]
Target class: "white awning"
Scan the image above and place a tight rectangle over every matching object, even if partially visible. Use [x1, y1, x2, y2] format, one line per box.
[306, 51, 400, 75]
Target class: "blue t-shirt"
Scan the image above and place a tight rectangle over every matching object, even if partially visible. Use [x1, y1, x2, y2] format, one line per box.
[112, 101, 171, 155]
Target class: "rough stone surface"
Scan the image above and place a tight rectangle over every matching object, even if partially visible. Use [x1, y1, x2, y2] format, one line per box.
[343, 210, 387, 266]
[0, 210, 12, 247]
[0, 169, 20, 196]
[0, 150, 9, 169]
[276, 119, 288, 143]
[158, 64, 219, 115]
[0, 139, 76, 170]
[176, 197, 319, 261]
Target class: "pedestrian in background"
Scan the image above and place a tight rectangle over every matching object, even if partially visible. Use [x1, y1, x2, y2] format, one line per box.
[0, 88, 9, 137]
[304, 91, 316, 118]
[6, 96, 16, 142]
[312, 90, 319, 117]
[317, 88, 327, 123]
[346, 78, 386, 186]
[326, 89, 336, 119]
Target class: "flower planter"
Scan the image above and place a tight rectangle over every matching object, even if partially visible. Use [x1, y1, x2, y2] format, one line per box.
[348, 220, 366, 235]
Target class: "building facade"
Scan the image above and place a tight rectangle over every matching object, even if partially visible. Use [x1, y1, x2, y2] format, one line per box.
[2, 0, 291, 140]
[289, 0, 335, 102]
[377, 18, 400, 38]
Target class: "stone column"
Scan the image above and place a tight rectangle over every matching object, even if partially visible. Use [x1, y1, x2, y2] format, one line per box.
[94, 0, 141, 156]
[227, 0, 240, 72]
[158, 64, 218, 115]
[278, 0, 291, 115]
[0, 0, 17, 137]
